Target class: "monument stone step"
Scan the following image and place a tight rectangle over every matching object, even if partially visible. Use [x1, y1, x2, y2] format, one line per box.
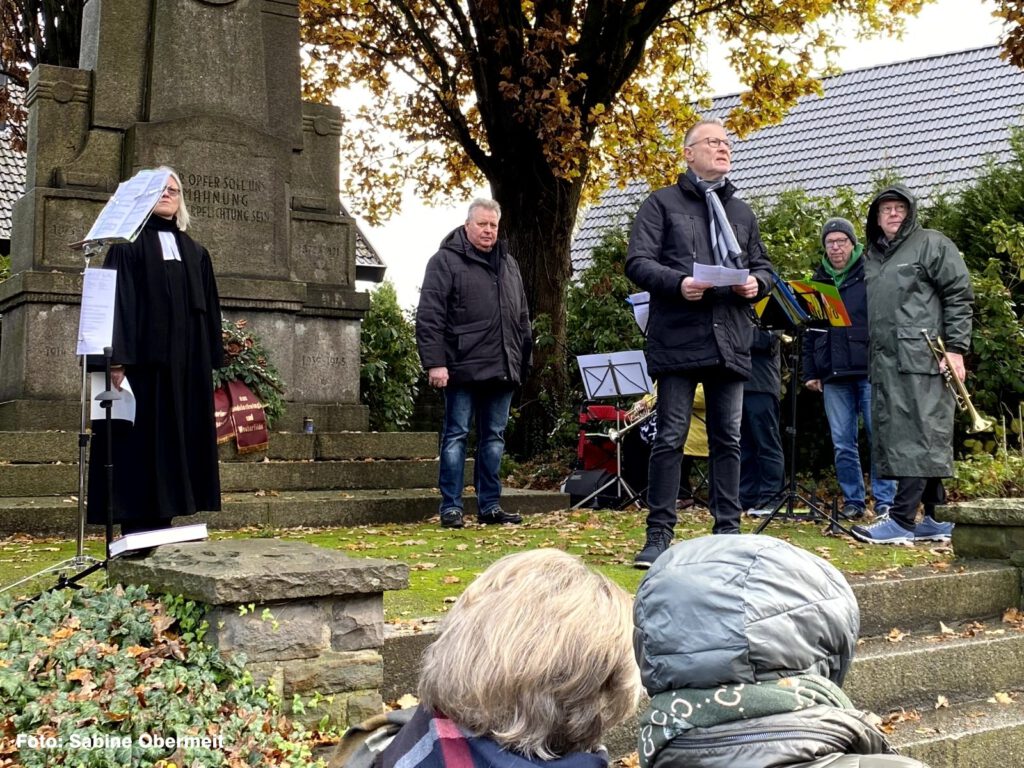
[844, 628, 1024, 715]
[848, 562, 1020, 637]
[0, 429, 440, 464]
[891, 696, 1024, 767]
[0, 488, 569, 536]
[0, 457, 458, 497]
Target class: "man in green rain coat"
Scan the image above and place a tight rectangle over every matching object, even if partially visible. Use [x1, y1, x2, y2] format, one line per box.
[851, 185, 974, 546]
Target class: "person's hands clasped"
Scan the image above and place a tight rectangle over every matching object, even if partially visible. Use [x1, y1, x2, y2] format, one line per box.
[428, 366, 449, 389]
[681, 276, 713, 301]
[731, 275, 760, 299]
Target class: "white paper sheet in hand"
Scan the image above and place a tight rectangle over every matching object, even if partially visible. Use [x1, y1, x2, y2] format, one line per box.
[90, 373, 136, 424]
[693, 263, 749, 287]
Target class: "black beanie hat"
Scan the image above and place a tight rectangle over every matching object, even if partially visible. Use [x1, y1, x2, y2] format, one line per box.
[821, 217, 857, 248]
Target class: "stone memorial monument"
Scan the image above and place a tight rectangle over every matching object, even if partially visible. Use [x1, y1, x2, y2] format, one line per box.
[0, 0, 370, 432]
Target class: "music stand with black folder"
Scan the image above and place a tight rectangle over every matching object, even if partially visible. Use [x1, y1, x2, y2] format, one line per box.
[572, 350, 653, 509]
[752, 274, 852, 536]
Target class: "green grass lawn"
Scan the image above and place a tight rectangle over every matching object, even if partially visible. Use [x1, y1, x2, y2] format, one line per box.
[0, 508, 953, 618]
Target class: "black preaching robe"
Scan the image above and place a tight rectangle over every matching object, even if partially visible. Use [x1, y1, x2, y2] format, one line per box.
[87, 215, 224, 529]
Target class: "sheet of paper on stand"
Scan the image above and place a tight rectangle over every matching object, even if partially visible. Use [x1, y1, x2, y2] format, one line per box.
[576, 350, 653, 400]
[109, 523, 209, 557]
[90, 373, 136, 423]
[76, 268, 118, 356]
[75, 168, 172, 248]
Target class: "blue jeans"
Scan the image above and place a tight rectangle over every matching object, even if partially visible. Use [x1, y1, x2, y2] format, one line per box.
[823, 377, 896, 510]
[647, 371, 744, 534]
[439, 382, 515, 515]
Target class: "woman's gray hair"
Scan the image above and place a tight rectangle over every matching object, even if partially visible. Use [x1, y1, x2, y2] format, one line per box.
[467, 197, 501, 221]
[417, 548, 640, 759]
[157, 165, 191, 231]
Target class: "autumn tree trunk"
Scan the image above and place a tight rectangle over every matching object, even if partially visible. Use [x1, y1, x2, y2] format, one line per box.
[491, 159, 585, 456]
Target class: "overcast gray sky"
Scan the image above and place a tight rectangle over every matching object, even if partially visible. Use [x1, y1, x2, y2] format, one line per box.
[355, 0, 1007, 310]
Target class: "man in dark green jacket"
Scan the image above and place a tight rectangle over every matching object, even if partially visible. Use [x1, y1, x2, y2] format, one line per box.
[851, 186, 974, 545]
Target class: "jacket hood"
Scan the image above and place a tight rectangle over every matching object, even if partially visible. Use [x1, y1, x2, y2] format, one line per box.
[633, 535, 859, 695]
[866, 184, 919, 250]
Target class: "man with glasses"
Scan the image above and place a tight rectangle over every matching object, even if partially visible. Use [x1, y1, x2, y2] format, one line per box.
[625, 118, 773, 567]
[851, 186, 973, 545]
[802, 217, 896, 522]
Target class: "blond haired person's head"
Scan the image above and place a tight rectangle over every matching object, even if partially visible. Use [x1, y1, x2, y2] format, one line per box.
[417, 548, 640, 759]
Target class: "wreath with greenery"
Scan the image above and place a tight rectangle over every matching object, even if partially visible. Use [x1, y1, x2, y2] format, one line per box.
[212, 317, 286, 427]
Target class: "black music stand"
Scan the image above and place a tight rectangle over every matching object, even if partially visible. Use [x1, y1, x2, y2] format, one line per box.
[573, 350, 653, 509]
[752, 274, 851, 535]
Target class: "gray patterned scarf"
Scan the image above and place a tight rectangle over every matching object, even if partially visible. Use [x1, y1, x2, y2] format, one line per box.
[687, 168, 742, 269]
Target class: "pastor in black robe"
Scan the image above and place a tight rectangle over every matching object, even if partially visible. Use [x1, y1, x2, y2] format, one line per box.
[87, 214, 224, 531]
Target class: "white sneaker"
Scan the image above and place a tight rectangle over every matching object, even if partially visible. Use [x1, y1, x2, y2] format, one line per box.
[745, 508, 772, 518]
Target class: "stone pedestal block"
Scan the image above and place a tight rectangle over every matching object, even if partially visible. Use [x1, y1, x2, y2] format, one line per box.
[940, 498, 1024, 561]
[109, 539, 408, 729]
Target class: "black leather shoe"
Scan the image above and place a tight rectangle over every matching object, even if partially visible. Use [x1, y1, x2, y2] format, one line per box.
[477, 507, 523, 525]
[440, 509, 465, 529]
[634, 526, 674, 569]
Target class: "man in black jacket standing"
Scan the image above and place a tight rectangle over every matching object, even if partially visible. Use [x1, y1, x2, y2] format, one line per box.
[416, 199, 533, 530]
[626, 119, 773, 567]
[802, 218, 896, 522]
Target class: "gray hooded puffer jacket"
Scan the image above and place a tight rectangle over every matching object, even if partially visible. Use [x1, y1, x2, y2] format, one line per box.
[633, 535, 928, 768]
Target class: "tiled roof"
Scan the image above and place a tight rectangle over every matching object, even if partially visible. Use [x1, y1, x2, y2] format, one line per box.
[572, 45, 1024, 273]
[0, 80, 26, 242]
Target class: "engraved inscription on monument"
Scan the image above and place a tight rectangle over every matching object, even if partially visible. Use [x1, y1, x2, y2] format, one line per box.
[291, 214, 354, 286]
[184, 172, 272, 225]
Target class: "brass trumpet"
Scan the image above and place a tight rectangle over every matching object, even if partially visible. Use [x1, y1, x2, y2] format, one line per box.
[921, 331, 994, 434]
[598, 394, 657, 443]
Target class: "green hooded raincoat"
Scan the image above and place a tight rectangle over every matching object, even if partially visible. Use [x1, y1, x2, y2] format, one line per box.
[863, 185, 974, 478]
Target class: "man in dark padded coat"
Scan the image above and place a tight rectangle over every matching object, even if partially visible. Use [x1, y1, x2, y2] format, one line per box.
[626, 118, 773, 568]
[416, 199, 533, 531]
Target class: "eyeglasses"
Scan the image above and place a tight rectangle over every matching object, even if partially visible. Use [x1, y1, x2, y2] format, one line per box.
[687, 137, 733, 150]
[824, 238, 851, 249]
[878, 203, 907, 215]
[163, 187, 181, 198]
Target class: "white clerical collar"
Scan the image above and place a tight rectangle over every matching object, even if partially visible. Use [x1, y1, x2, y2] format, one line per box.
[158, 230, 181, 261]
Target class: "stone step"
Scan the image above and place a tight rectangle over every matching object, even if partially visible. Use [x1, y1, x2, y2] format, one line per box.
[0, 430, 440, 464]
[0, 457, 454, 497]
[0, 488, 569, 536]
[848, 563, 1020, 636]
[887, 695, 1024, 767]
[844, 623, 1024, 715]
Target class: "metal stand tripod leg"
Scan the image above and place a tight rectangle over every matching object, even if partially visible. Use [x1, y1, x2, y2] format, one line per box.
[3, 258, 117, 601]
[754, 327, 829, 534]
